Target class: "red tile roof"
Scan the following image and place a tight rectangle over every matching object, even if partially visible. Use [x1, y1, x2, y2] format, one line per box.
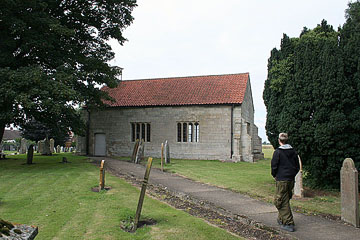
[102, 73, 249, 107]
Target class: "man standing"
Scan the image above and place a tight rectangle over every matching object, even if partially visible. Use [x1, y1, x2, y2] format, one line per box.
[271, 133, 300, 232]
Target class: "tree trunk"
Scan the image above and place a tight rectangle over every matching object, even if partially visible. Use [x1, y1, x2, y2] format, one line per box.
[0, 123, 5, 144]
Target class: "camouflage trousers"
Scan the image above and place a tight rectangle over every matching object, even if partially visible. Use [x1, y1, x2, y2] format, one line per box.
[274, 180, 295, 225]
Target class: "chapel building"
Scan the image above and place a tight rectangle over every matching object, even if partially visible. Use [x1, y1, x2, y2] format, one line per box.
[77, 73, 263, 162]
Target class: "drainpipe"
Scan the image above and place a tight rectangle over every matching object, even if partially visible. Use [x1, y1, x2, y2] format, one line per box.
[86, 109, 90, 156]
[230, 104, 234, 159]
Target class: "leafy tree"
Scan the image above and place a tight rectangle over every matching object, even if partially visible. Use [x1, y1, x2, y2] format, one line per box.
[0, 0, 137, 143]
[263, 2, 360, 189]
[20, 119, 69, 147]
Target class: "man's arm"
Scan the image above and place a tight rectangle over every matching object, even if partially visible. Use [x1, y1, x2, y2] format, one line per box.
[271, 150, 279, 178]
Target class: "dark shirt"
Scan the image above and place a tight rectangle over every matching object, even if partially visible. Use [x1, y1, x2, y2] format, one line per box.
[271, 145, 300, 181]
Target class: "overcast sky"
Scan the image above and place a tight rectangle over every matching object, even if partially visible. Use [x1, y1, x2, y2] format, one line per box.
[109, 0, 350, 142]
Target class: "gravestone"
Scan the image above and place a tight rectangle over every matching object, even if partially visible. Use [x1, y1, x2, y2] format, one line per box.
[131, 139, 140, 163]
[50, 138, 55, 153]
[135, 140, 144, 164]
[164, 140, 170, 164]
[39, 141, 44, 154]
[42, 139, 51, 155]
[26, 145, 34, 165]
[294, 156, 304, 198]
[37, 141, 41, 153]
[341, 158, 359, 227]
[20, 138, 27, 154]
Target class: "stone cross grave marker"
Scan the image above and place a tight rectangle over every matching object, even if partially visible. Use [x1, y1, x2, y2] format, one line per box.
[131, 139, 140, 163]
[164, 140, 170, 164]
[50, 138, 55, 153]
[20, 138, 27, 154]
[294, 156, 304, 198]
[99, 160, 105, 190]
[26, 145, 34, 165]
[135, 140, 144, 164]
[133, 157, 153, 232]
[341, 158, 359, 227]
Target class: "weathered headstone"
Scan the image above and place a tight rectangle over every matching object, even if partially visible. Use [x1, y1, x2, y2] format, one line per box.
[134, 140, 144, 164]
[50, 138, 55, 153]
[99, 160, 105, 190]
[341, 158, 359, 227]
[20, 138, 27, 154]
[164, 140, 170, 164]
[294, 156, 304, 198]
[39, 141, 44, 154]
[131, 139, 140, 163]
[26, 145, 34, 165]
[56, 145, 61, 153]
[133, 157, 153, 231]
[42, 138, 52, 155]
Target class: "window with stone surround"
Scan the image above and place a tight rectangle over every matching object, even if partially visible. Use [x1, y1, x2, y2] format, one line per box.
[177, 122, 199, 142]
[131, 122, 151, 142]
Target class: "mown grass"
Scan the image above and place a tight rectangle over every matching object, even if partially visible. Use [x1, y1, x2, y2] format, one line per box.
[0, 153, 242, 240]
[123, 145, 353, 217]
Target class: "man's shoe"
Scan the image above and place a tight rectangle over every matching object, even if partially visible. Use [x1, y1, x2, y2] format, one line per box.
[277, 219, 283, 226]
[280, 224, 295, 232]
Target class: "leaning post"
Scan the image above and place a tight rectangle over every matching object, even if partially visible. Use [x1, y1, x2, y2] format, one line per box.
[161, 143, 164, 172]
[133, 157, 153, 231]
[99, 160, 105, 190]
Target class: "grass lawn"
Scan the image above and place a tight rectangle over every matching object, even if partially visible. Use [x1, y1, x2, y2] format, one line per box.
[132, 145, 349, 217]
[0, 153, 242, 240]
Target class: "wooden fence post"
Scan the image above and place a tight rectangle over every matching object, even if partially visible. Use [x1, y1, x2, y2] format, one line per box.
[99, 160, 105, 190]
[161, 143, 164, 172]
[133, 157, 153, 231]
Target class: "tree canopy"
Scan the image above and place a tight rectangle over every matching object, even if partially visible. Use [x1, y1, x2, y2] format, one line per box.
[0, 0, 137, 142]
[263, 1, 360, 189]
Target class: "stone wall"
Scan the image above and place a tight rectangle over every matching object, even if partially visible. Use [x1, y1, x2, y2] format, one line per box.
[85, 105, 234, 160]
[233, 79, 257, 162]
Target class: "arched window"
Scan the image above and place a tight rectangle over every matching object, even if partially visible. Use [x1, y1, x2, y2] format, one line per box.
[194, 122, 199, 142]
[188, 123, 193, 142]
[177, 123, 182, 142]
[177, 122, 199, 143]
[183, 123, 187, 142]
[131, 122, 151, 142]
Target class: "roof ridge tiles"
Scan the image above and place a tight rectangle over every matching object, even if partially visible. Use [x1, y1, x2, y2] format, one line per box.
[122, 72, 249, 82]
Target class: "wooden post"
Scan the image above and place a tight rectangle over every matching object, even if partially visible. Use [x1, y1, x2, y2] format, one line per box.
[133, 157, 153, 231]
[161, 143, 164, 172]
[99, 160, 105, 190]
[131, 139, 140, 163]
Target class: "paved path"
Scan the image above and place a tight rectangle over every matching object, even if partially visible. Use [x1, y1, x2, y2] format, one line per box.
[91, 157, 360, 240]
